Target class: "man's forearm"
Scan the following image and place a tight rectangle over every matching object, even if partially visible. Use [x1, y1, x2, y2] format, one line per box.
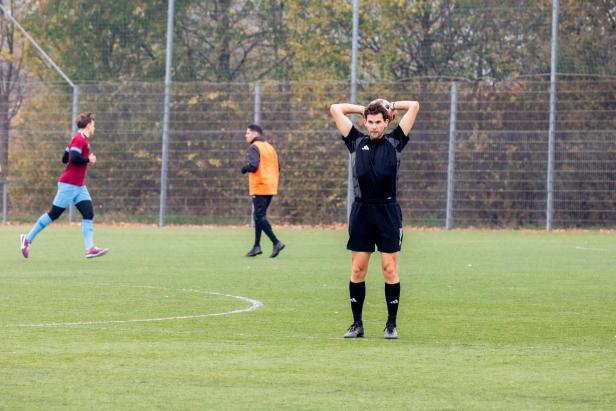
[331, 103, 365, 117]
[391, 100, 420, 135]
[330, 103, 364, 137]
[391, 101, 419, 112]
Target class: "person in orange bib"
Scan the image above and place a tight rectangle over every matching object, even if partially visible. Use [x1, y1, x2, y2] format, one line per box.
[241, 124, 285, 258]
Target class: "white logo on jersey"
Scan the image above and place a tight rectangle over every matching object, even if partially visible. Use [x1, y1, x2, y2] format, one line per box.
[361, 145, 369, 151]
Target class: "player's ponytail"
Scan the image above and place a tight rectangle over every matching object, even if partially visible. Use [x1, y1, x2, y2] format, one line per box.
[76, 112, 95, 129]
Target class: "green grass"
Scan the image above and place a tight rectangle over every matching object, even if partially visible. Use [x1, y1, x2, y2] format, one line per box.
[1, 225, 615, 410]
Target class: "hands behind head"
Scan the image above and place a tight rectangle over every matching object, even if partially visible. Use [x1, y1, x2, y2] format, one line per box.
[369, 98, 390, 110]
[369, 99, 396, 121]
[368, 98, 396, 121]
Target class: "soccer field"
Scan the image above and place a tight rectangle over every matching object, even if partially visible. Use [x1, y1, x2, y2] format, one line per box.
[1, 226, 615, 410]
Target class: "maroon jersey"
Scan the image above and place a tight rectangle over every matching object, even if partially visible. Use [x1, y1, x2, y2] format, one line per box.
[58, 131, 90, 186]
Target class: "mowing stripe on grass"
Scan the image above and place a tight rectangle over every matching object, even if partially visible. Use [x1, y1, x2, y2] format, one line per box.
[575, 246, 609, 251]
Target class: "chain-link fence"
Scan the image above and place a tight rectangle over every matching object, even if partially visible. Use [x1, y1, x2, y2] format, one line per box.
[3, 76, 615, 228]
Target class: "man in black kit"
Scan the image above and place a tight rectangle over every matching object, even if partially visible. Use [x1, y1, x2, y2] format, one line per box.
[330, 98, 419, 339]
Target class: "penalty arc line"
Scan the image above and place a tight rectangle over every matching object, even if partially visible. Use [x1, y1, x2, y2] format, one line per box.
[8, 287, 264, 328]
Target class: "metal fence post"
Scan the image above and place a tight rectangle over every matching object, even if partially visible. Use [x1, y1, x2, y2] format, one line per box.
[159, 0, 175, 227]
[254, 82, 261, 124]
[68, 84, 79, 223]
[2, 180, 6, 224]
[347, 0, 359, 223]
[249, 82, 262, 227]
[446, 81, 458, 230]
[546, 0, 559, 230]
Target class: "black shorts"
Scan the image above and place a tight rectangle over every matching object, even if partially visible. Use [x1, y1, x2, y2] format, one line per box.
[347, 199, 403, 253]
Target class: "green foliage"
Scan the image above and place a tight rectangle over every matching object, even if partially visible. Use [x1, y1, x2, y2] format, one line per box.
[174, 0, 264, 81]
[13, 0, 616, 82]
[284, 0, 354, 80]
[558, 0, 616, 75]
[26, 0, 170, 81]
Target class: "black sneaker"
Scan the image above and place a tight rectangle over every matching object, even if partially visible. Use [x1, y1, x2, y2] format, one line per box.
[246, 245, 262, 257]
[270, 242, 285, 258]
[343, 323, 364, 338]
[384, 323, 399, 339]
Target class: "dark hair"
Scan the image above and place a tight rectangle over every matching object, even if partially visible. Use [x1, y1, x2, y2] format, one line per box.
[247, 124, 263, 135]
[76, 112, 95, 129]
[364, 103, 391, 121]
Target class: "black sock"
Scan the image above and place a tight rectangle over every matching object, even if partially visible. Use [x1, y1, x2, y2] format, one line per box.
[349, 281, 366, 325]
[385, 282, 400, 326]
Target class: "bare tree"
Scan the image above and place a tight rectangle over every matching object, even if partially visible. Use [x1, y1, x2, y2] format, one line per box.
[174, 0, 288, 82]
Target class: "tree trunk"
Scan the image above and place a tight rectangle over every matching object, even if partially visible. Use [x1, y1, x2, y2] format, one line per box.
[216, 0, 232, 81]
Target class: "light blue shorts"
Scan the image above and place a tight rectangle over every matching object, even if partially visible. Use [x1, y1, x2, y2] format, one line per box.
[52, 182, 92, 209]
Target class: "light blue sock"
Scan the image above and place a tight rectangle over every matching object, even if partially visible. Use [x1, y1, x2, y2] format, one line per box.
[82, 219, 94, 250]
[26, 213, 52, 243]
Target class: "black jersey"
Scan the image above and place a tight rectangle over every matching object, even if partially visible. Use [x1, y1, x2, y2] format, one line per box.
[342, 125, 410, 201]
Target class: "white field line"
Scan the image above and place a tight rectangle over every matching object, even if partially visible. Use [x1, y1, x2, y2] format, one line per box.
[575, 246, 608, 252]
[8, 286, 264, 328]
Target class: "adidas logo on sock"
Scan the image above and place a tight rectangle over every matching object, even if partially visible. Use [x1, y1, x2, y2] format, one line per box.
[350, 298, 357, 303]
[389, 299, 399, 304]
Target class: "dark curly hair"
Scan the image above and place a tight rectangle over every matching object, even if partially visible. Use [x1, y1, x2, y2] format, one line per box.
[364, 103, 391, 121]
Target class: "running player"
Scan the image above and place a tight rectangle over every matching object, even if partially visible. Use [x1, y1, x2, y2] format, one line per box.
[20, 112, 108, 259]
